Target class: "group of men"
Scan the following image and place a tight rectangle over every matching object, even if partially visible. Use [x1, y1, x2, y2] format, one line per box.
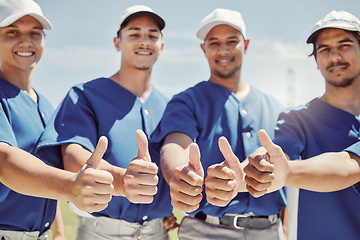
[0, 0, 359, 240]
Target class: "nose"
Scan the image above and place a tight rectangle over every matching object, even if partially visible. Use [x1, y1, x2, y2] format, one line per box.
[18, 34, 33, 48]
[328, 48, 342, 63]
[138, 35, 151, 48]
[217, 43, 230, 55]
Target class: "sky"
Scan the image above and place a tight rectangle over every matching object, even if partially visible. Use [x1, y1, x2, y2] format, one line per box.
[32, 0, 360, 108]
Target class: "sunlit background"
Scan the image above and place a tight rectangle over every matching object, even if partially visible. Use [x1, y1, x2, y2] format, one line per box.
[33, 0, 360, 108]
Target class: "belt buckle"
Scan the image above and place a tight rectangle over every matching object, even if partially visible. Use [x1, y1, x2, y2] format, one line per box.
[232, 215, 248, 229]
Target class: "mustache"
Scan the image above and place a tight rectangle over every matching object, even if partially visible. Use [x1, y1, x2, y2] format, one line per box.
[326, 62, 350, 71]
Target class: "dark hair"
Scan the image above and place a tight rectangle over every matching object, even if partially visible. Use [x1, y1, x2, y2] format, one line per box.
[309, 30, 360, 58]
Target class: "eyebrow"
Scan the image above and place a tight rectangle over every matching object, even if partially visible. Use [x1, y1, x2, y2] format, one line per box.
[128, 27, 160, 33]
[207, 36, 240, 41]
[4, 24, 43, 30]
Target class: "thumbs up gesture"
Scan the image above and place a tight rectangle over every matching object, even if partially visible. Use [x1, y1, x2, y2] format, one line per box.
[169, 143, 204, 213]
[72, 136, 114, 213]
[244, 129, 289, 197]
[123, 130, 159, 204]
[205, 136, 245, 207]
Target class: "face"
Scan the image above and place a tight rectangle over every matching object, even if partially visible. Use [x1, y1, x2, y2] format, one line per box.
[315, 28, 360, 88]
[0, 15, 45, 73]
[114, 15, 164, 71]
[201, 24, 249, 80]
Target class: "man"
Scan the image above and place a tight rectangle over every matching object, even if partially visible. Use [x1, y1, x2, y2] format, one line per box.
[36, 5, 176, 240]
[0, 0, 114, 239]
[244, 10, 360, 240]
[151, 8, 286, 240]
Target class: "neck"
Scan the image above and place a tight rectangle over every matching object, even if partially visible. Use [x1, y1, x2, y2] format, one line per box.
[320, 79, 360, 117]
[209, 74, 250, 100]
[0, 67, 37, 102]
[110, 67, 152, 102]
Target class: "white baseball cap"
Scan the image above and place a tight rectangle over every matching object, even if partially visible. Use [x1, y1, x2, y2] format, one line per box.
[196, 8, 246, 41]
[118, 5, 165, 32]
[0, 0, 52, 30]
[307, 10, 360, 43]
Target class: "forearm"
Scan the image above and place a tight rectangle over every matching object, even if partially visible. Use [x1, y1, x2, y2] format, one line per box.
[62, 143, 126, 196]
[287, 152, 360, 191]
[160, 132, 193, 183]
[0, 143, 75, 201]
[51, 202, 65, 240]
[160, 143, 190, 183]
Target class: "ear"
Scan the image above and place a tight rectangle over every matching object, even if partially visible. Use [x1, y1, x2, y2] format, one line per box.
[244, 39, 250, 53]
[114, 37, 121, 52]
[200, 43, 206, 54]
[158, 41, 164, 56]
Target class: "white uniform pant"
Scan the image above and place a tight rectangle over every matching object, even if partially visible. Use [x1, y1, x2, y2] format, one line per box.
[178, 216, 285, 240]
[76, 216, 169, 240]
[0, 230, 48, 240]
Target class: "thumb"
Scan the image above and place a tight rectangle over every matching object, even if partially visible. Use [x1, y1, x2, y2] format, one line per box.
[188, 143, 204, 177]
[86, 136, 108, 170]
[258, 129, 277, 157]
[136, 129, 151, 162]
[218, 136, 241, 170]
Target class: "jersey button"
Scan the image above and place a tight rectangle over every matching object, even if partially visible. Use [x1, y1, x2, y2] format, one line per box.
[142, 215, 148, 221]
[144, 109, 149, 115]
[245, 132, 252, 138]
[241, 109, 247, 115]
[44, 222, 50, 228]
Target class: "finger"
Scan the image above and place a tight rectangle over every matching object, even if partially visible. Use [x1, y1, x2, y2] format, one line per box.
[218, 136, 240, 170]
[246, 154, 274, 173]
[246, 184, 267, 198]
[136, 129, 151, 162]
[258, 130, 278, 158]
[207, 164, 236, 180]
[188, 143, 204, 177]
[85, 136, 108, 169]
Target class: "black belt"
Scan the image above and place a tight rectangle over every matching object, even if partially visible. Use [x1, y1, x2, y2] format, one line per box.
[194, 211, 279, 230]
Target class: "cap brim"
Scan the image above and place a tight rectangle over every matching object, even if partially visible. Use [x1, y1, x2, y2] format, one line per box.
[0, 13, 52, 30]
[196, 20, 245, 41]
[307, 25, 360, 43]
[121, 11, 165, 30]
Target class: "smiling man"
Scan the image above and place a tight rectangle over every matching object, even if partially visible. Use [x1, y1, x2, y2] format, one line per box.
[35, 5, 176, 240]
[244, 10, 360, 240]
[150, 8, 286, 240]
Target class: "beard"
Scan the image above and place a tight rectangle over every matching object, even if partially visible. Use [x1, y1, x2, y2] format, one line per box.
[326, 77, 355, 88]
[326, 71, 360, 88]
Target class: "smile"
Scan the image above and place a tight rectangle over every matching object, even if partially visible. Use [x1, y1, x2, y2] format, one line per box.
[136, 51, 152, 56]
[15, 51, 34, 57]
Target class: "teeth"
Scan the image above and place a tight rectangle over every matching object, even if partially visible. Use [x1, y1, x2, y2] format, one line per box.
[137, 52, 151, 55]
[16, 52, 33, 56]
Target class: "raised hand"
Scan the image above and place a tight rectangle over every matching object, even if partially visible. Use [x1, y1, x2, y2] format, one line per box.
[169, 143, 204, 213]
[205, 136, 245, 207]
[244, 129, 289, 197]
[72, 136, 114, 213]
[123, 130, 159, 204]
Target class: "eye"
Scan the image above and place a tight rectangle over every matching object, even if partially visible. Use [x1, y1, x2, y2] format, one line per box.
[149, 35, 159, 39]
[6, 30, 17, 35]
[228, 40, 239, 45]
[209, 42, 219, 46]
[317, 47, 329, 54]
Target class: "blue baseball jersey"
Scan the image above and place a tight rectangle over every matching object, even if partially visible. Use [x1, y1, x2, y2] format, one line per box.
[274, 98, 360, 240]
[345, 142, 360, 195]
[151, 81, 286, 217]
[36, 78, 172, 222]
[0, 77, 56, 234]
